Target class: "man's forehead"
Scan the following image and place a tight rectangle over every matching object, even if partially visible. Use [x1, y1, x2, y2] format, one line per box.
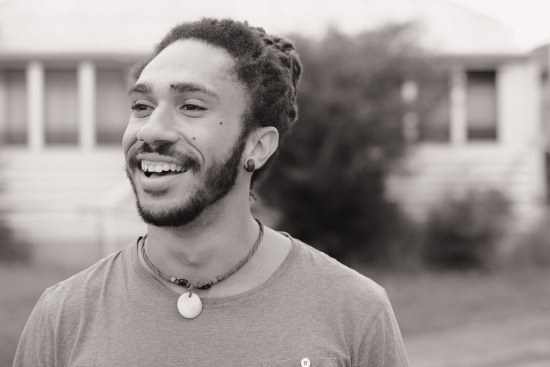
[146, 39, 236, 76]
[134, 39, 241, 93]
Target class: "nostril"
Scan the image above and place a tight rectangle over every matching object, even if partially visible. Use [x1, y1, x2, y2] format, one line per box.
[135, 116, 180, 145]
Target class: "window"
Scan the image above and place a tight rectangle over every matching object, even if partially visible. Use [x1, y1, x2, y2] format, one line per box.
[466, 71, 497, 141]
[417, 73, 450, 142]
[0, 69, 27, 144]
[96, 68, 129, 145]
[45, 69, 78, 144]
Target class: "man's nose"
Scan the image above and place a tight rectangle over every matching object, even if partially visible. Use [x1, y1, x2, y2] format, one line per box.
[136, 107, 179, 145]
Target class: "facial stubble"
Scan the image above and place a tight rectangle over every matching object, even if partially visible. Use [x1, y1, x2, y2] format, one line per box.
[126, 133, 247, 227]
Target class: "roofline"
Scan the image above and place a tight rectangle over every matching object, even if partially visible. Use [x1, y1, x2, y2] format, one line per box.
[0, 50, 530, 70]
[435, 53, 530, 62]
[0, 51, 147, 63]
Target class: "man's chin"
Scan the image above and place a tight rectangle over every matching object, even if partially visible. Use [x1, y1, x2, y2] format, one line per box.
[137, 206, 197, 227]
[134, 189, 176, 208]
[135, 195, 206, 227]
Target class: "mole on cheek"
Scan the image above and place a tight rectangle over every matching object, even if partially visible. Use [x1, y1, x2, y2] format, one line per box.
[219, 122, 223, 125]
[192, 137, 196, 140]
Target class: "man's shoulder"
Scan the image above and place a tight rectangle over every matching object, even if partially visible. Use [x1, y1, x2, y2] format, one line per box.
[41, 242, 134, 310]
[291, 238, 387, 305]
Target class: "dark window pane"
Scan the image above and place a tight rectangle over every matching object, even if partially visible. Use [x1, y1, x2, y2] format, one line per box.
[0, 69, 27, 144]
[418, 73, 450, 142]
[467, 71, 497, 141]
[45, 69, 78, 145]
[96, 68, 129, 145]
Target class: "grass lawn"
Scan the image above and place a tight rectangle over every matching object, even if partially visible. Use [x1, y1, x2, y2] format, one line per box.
[0, 263, 78, 367]
[1, 262, 549, 367]
[366, 267, 550, 337]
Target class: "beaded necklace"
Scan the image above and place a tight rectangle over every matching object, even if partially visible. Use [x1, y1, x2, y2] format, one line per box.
[141, 219, 264, 319]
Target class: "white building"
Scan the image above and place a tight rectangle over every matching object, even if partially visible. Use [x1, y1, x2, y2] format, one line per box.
[388, 5, 545, 241]
[0, 0, 546, 266]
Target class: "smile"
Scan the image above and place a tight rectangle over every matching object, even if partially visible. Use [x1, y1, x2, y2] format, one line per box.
[141, 159, 185, 177]
[135, 160, 191, 194]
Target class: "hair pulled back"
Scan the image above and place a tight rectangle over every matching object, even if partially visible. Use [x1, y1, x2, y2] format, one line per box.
[132, 18, 302, 186]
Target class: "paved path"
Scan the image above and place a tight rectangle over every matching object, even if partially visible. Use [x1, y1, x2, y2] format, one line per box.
[404, 314, 550, 367]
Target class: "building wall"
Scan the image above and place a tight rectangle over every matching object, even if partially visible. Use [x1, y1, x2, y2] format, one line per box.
[0, 148, 146, 267]
[388, 58, 545, 235]
[0, 53, 545, 265]
[0, 58, 145, 267]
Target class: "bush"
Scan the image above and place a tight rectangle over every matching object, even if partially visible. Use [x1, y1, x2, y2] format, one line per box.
[0, 218, 32, 264]
[365, 205, 426, 271]
[424, 189, 511, 270]
[517, 211, 550, 268]
[259, 23, 437, 265]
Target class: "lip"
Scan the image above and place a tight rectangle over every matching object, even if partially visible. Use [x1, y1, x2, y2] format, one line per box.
[136, 153, 182, 166]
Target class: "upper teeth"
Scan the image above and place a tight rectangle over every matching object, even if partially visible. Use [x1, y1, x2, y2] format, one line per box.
[141, 160, 183, 173]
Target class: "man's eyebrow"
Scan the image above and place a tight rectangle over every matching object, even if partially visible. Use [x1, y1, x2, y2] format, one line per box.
[129, 83, 153, 95]
[170, 82, 219, 100]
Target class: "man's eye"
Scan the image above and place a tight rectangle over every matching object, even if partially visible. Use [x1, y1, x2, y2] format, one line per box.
[181, 104, 205, 111]
[131, 103, 151, 111]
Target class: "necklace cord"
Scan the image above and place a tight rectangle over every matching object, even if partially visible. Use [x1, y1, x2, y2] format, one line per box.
[141, 219, 264, 291]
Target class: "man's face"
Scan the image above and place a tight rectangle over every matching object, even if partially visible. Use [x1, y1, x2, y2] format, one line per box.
[123, 39, 249, 227]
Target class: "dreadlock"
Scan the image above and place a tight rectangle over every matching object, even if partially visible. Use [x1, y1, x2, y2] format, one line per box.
[131, 18, 303, 186]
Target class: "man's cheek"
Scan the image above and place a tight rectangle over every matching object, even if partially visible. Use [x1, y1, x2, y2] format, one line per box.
[122, 128, 138, 159]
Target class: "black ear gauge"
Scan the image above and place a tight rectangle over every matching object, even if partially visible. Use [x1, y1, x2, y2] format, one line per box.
[244, 159, 255, 172]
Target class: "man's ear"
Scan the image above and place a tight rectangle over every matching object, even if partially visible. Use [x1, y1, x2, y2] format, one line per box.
[244, 127, 279, 170]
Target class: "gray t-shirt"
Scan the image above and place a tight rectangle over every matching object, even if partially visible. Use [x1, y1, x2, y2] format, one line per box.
[14, 236, 409, 367]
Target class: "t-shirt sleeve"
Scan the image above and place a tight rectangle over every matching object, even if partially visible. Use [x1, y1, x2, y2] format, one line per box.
[358, 290, 410, 367]
[13, 288, 56, 367]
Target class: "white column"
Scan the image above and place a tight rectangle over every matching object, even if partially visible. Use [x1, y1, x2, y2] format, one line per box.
[78, 61, 96, 150]
[27, 61, 45, 150]
[525, 61, 546, 202]
[450, 66, 467, 145]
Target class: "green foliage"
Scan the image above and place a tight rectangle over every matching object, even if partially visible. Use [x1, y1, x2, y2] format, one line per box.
[424, 189, 511, 270]
[259, 23, 435, 265]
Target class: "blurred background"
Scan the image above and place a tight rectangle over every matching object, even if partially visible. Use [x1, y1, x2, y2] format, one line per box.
[1, 0, 550, 366]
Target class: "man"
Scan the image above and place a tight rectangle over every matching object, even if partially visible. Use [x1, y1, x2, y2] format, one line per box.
[14, 18, 409, 366]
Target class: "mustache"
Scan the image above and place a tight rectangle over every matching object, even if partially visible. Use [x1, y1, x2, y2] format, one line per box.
[128, 142, 201, 173]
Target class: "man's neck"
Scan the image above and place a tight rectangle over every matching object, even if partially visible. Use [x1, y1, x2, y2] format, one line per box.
[143, 200, 260, 287]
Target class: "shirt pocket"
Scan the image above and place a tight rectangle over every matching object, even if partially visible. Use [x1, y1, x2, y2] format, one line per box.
[263, 357, 336, 367]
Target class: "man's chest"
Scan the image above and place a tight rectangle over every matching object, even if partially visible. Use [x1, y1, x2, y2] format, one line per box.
[63, 306, 352, 367]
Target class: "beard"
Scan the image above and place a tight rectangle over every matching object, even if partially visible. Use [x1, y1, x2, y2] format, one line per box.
[126, 133, 247, 227]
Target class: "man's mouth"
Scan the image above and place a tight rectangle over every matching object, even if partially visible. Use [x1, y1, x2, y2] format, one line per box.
[140, 160, 186, 178]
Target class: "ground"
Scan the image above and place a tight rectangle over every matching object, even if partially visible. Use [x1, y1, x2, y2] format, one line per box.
[405, 314, 550, 367]
[370, 268, 550, 367]
[1, 262, 549, 367]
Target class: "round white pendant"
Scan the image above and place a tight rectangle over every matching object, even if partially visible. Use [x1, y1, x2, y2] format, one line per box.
[177, 292, 202, 319]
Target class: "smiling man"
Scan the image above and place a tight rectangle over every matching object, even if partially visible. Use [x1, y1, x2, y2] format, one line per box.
[14, 19, 409, 366]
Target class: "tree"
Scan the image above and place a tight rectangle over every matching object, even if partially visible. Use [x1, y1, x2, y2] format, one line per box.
[259, 23, 436, 265]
